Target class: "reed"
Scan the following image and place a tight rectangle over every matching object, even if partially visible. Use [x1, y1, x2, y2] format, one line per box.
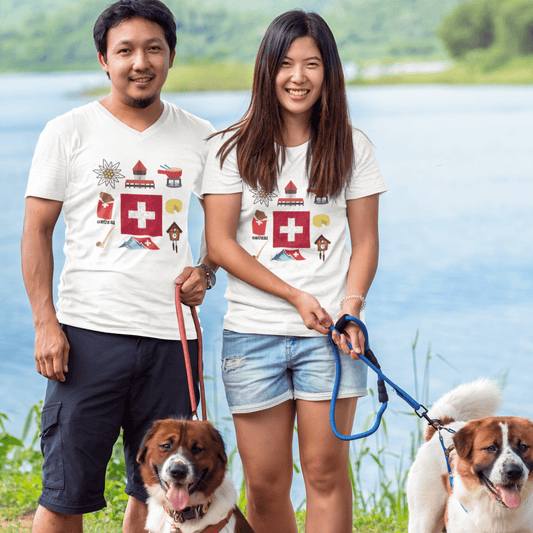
[1, 332, 441, 532]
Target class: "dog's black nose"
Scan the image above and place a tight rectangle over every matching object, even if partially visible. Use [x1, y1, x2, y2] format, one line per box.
[504, 465, 523, 482]
[169, 462, 188, 480]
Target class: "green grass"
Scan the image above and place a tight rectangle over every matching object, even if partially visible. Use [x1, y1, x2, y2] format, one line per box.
[0, 407, 411, 533]
[85, 61, 255, 96]
[84, 56, 533, 97]
[1, 333, 441, 532]
[352, 56, 533, 85]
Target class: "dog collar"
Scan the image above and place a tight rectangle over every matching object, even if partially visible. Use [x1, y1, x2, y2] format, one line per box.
[166, 501, 211, 524]
[168, 508, 233, 533]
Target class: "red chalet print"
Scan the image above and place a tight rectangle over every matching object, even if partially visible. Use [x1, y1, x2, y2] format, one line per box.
[272, 211, 310, 249]
[120, 194, 162, 237]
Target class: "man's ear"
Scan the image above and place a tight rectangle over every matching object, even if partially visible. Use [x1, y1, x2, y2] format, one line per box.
[98, 52, 109, 73]
[169, 49, 176, 69]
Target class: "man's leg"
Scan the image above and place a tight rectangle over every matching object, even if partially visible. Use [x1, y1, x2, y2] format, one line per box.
[32, 505, 82, 533]
[123, 496, 148, 533]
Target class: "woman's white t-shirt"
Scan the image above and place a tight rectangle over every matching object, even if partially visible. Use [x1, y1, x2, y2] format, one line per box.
[202, 128, 387, 337]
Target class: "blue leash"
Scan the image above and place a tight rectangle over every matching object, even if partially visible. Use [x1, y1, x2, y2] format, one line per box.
[328, 314, 436, 441]
[328, 317, 465, 507]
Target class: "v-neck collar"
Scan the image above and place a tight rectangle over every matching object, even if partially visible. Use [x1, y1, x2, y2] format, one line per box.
[94, 100, 169, 136]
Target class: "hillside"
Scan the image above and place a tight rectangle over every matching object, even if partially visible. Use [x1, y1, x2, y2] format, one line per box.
[0, 0, 466, 72]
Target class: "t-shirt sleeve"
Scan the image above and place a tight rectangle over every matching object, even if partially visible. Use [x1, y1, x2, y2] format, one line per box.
[200, 134, 243, 197]
[345, 128, 387, 200]
[25, 118, 70, 202]
[191, 119, 217, 199]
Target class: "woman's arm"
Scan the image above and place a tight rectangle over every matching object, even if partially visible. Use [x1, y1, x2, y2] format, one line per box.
[336, 193, 380, 358]
[204, 192, 332, 334]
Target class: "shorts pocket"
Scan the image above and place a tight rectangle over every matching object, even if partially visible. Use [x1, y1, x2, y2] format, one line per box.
[40, 402, 65, 490]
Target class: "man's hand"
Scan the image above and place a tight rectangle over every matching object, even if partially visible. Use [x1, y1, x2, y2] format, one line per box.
[34, 321, 70, 382]
[175, 266, 207, 307]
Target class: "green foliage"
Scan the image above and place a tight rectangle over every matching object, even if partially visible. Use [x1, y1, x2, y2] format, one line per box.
[0, 332, 461, 533]
[438, 0, 497, 59]
[0, 0, 466, 73]
[437, 0, 533, 69]
[497, 0, 533, 55]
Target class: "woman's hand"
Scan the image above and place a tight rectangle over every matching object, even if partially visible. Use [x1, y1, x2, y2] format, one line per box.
[332, 321, 365, 360]
[292, 290, 333, 335]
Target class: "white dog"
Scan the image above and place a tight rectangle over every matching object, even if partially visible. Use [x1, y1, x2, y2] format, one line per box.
[407, 379, 533, 533]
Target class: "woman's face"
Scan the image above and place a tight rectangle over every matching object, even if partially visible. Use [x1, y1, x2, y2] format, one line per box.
[274, 36, 324, 124]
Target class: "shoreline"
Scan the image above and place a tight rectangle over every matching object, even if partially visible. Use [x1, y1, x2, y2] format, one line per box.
[3, 58, 532, 94]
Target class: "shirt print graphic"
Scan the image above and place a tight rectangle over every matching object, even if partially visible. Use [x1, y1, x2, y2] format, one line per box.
[93, 157, 188, 252]
[272, 211, 310, 249]
[121, 193, 163, 237]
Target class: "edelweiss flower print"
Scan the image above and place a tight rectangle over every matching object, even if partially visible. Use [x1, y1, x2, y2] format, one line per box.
[250, 186, 278, 207]
[93, 159, 125, 188]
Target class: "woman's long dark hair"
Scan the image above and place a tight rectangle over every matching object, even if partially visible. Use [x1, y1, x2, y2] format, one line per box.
[215, 10, 354, 198]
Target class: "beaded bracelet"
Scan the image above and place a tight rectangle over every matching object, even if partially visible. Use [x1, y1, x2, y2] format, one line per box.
[340, 294, 366, 311]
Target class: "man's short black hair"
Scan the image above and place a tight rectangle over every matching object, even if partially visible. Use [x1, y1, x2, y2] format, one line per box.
[94, 0, 177, 59]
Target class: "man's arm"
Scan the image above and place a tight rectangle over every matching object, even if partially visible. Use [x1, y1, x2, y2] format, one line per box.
[21, 196, 69, 382]
[175, 198, 218, 307]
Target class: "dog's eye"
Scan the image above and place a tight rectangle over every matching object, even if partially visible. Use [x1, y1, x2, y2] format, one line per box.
[191, 444, 203, 455]
[518, 443, 530, 453]
[484, 445, 498, 453]
[160, 443, 172, 451]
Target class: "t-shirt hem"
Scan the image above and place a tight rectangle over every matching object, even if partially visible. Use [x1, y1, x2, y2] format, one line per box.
[58, 316, 198, 341]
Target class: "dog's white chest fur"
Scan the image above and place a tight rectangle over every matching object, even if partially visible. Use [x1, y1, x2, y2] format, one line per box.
[145, 476, 238, 533]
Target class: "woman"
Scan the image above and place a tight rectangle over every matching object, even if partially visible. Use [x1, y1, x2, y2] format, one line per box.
[202, 10, 387, 533]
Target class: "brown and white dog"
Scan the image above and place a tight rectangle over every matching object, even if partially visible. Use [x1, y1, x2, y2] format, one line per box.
[407, 379, 533, 533]
[137, 418, 255, 533]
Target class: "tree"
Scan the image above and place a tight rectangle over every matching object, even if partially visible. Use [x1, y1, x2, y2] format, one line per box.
[437, 0, 496, 58]
[497, 0, 533, 55]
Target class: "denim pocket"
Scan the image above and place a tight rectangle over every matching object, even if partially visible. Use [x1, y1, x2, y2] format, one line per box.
[40, 402, 65, 490]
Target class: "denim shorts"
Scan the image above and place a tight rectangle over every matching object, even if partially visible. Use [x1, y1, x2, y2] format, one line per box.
[221, 330, 367, 414]
[38, 324, 198, 514]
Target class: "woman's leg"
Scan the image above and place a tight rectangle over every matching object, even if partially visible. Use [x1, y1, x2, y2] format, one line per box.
[297, 398, 358, 533]
[233, 401, 298, 533]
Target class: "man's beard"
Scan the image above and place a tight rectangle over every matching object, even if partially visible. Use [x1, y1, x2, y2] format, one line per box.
[126, 93, 158, 109]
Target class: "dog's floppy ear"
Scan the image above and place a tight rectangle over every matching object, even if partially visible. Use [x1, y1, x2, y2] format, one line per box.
[453, 419, 483, 459]
[207, 421, 227, 466]
[137, 420, 163, 464]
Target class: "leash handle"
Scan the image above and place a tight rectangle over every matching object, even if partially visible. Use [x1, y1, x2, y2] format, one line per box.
[328, 315, 388, 440]
[333, 315, 424, 412]
[329, 315, 429, 440]
[175, 285, 207, 421]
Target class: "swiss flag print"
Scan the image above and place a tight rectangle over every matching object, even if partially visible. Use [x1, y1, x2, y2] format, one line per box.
[272, 211, 310, 249]
[121, 194, 163, 237]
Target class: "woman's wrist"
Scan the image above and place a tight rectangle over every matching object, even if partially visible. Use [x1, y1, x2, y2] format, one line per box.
[340, 294, 366, 313]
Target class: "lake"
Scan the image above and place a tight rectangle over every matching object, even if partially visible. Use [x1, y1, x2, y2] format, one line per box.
[1, 71, 532, 503]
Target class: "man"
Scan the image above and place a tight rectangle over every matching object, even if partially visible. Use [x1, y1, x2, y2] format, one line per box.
[20, 1, 217, 531]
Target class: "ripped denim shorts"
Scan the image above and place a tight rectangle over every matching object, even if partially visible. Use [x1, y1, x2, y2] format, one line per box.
[221, 329, 367, 414]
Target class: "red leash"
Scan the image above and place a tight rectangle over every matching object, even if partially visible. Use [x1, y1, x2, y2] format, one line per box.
[175, 284, 207, 421]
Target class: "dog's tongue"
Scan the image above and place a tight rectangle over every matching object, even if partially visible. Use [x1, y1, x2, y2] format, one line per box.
[498, 485, 521, 509]
[166, 486, 189, 511]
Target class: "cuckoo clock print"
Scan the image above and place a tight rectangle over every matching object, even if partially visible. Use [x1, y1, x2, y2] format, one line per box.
[314, 235, 331, 261]
[167, 222, 182, 253]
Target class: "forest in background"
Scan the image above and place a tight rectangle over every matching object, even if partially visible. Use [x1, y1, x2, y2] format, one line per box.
[0, 0, 465, 72]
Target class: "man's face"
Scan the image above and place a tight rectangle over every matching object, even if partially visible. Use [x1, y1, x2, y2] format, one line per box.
[98, 16, 175, 109]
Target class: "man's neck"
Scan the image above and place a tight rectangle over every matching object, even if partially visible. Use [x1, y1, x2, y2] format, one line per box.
[99, 93, 165, 132]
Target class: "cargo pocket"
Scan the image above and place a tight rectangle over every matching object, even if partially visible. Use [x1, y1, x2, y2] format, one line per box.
[40, 402, 64, 490]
